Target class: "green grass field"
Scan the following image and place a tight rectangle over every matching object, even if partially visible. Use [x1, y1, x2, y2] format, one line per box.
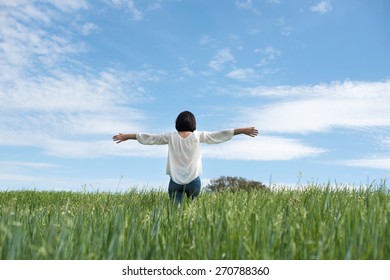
[0, 185, 389, 260]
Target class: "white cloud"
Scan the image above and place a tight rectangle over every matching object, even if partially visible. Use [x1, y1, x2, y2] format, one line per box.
[276, 17, 293, 37]
[311, 0, 332, 14]
[80, 22, 100, 35]
[0, 1, 161, 159]
[226, 68, 255, 81]
[48, 0, 88, 12]
[0, 68, 158, 153]
[337, 137, 390, 170]
[340, 157, 390, 170]
[381, 137, 390, 147]
[238, 80, 390, 134]
[247, 28, 261, 36]
[180, 66, 195, 76]
[104, 0, 143, 20]
[0, 2, 85, 69]
[255, 46, 282, 66]
[228, 33, 243, 50]
[203, 137, 325, 161]
[0, 173, 45, 185]
[236, 0, 260, 15]
[0, 0, 88, 12]
[199, 35, 217, 49]
[0, 160, 63, 190]
[208, 48, 235, 71]
[0, 161, 59, 169]
[0, 69, 157, 112]
[236, 0, 253, 9]
[148, 2, 162, 11]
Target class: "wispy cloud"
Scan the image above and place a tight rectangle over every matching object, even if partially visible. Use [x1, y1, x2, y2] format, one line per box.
[0, 68, 159, 155]
[228, 34, 244, 50]
[48, 0, 88, 12]
[340, 157, 390, 170]
[103, 0, 162, 20]
[80, 22, 101, 36]
[0, 1, 161, 159]
[226, 68, 255, 81]
[0, 9, 81, 69]
[236, 0, 260, 15]
[247, 28, 261, 36]
[199, 35, 217, 49]
[255, 46, 282, 66]
[147, 1, 162, 11]
[238, 80, 390, 134]
[0, 161, 60, 169]
[311, 0, 332, 14]
[336, 136, 390, 170]
[104, 0, 143, 20]
[208, 48, 235, 71]
[276, 17, 293, 37]
[203, 137, 325, 161]
[0, 160, 62, 190]
[233, 80, 390, 169]
[180, 66, 195, 76]
[1, 69, 158, 112]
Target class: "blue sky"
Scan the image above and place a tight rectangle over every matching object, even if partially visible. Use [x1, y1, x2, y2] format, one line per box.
[1, 0, 390, 192]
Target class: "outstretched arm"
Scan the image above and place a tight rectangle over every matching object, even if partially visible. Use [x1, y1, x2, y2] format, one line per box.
[234, 127, 259, 137]
[113, 133, 169, 145]
[200, 127, 259, 144]
[112, 133, 136, 144]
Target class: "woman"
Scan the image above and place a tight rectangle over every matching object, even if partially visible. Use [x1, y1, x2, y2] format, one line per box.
[113, 111, 258, 203]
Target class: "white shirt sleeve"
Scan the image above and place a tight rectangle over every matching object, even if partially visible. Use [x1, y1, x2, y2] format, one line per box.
[198, 129, 234, 144]
[136, 133, 170, 145]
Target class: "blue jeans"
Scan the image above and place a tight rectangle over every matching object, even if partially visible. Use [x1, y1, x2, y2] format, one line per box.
[168, 177, 201, 204]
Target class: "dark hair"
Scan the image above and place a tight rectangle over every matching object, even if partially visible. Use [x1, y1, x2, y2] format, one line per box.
[175, 111, 196, 132]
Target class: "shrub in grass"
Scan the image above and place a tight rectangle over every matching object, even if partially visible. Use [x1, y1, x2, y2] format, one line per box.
[206, 176, 267, 192]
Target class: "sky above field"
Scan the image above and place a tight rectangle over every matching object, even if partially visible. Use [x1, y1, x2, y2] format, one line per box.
[1, 0, 390, 191]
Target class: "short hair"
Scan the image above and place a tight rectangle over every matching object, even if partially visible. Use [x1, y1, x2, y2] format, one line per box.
[175, 111, 196, 132]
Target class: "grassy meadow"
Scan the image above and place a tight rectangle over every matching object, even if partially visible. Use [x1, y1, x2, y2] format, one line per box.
[0, 185, 389, 260]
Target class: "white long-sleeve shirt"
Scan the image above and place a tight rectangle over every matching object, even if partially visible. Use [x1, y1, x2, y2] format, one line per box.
[136, 129, 234, 185]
